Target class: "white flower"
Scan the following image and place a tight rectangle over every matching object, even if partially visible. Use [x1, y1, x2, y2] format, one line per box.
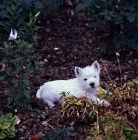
[8, 28, 18, 40]
[54, 47, 59, 50]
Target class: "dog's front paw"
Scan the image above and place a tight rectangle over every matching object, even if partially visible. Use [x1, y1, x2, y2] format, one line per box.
[96, 98, 110, 106]
[46, 101, 55, 107]
[101, 99, 110, 106]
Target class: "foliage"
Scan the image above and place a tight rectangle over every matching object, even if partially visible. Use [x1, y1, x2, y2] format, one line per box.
[87, 114, 138, 140]
[41, 128, 71, 140]
[0, 0, 12, 19]
[28, 107, 48, 120]
[93, 56, 138, 139]
[0, 113, 17, 139]
[60, 79, 138, 139]
[38, 0, 80, 11]
[0, 0, 24, 33]
[110, 80, 138, 118]
[21, 12, 40, 42]
[32, 128, 70, 140]
[76, 0, 138, 53]
[0, 0, 40, 42]
[0, 0, 61, 21]
[0, 0, 43, 19]
[96, 80, 138, 139]
[0, 0, 79, 20]
[60, 92, 99, 122]
[0, 39, 42, 108]
[19, 0, 43, 14]
[0, 0, 81, 43]
[45, 0, 59, 11]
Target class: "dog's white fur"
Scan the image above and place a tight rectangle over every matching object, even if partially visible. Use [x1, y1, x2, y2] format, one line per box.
[36, 61, 110, 107]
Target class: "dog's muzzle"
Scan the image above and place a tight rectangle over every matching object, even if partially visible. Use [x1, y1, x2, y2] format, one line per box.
[90, 82, 95, 88]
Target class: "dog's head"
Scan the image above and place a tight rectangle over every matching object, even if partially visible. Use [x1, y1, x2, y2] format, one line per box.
[75, 61, 100, 92]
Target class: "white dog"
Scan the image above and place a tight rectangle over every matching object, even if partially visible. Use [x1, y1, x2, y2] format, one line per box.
[36, 61, 110, 107]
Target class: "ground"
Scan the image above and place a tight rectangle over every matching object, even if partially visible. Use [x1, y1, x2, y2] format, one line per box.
[0, 8, 138, 140]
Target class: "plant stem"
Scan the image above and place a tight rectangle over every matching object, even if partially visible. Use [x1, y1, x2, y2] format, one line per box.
[116, 52, 122, 86]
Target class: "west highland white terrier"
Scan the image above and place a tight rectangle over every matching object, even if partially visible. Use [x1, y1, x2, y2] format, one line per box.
[36, 61, 110, 107]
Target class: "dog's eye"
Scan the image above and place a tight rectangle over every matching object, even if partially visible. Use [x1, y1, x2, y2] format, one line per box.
[84, 78, 87, 81]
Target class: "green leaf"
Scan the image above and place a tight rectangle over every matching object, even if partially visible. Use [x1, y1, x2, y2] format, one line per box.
[34, 1, 43, 9]
[123, 126, 134, 131]
[104, 15, 112, 20]
[11, 118, 16, 125]
[5, 113, 12, 119]
[127, 14, 135, 22]
[133, 79, 138, 84]
[5, 89, 12, 96]
[8, 132, 15, 138]
[129, 44, 138, 50]
[0, 9, 8, 19]
[125, 4, 135, 11]
[99, 10, 108, 16]
[9, 126, 16, 132]
[0, 76, 5, 81]
[0, 132, 6, 139]
[75, 101, 82, 105]
[8, 97, 14, 105]
[1, 123, 11, 129]
[0, 4, 5, 9]
[76, 3, 85, 11]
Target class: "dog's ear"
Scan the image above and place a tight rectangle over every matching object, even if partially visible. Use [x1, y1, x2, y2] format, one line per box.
[75, 67, 82, 77]
[91, 61, 100, 73]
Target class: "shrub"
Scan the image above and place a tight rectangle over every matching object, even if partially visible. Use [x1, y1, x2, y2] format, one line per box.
[110, 80, 138, 118]
[19, 0, 43, 14]
[0, 0, 40, 42]
[0, 113, 17, 139]
[60, 92, 99, 122]
[87, 114, 138, 140]
[0, 0, 24, 33]
[0, 0, 12, 19]
[85, 79, 138, 139]
[0, 0, 43, 20]
[33, 128, 71, 140]
[60, 80, 138, 139]
[0, 39, 42, 108]
[76, 0, 138, 53]
[21, 12, 40, 42]
[28, 107, 48, 120]
[44, 0, 59, 11]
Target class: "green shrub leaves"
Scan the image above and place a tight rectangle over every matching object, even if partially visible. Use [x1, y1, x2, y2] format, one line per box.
[0, 40, 42, 108]
[76, 0, 138, 52]
[0, 113, 17, 139]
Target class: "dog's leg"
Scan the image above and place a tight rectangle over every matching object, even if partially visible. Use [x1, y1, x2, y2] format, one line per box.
[89, 95, 110, 106]
[96, 98, 110, 106]
[45, 100, 55, 107]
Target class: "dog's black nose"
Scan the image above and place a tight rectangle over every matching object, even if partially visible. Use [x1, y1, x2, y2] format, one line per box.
[90, 82, 95, 87]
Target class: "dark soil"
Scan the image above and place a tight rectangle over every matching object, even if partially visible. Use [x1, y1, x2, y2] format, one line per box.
[0, 8, 138, 140]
